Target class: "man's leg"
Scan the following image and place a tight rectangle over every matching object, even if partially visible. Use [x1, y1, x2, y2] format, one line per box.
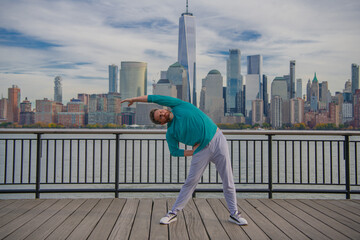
[171, 147, 211, 214]
[211, 132, 238, 214]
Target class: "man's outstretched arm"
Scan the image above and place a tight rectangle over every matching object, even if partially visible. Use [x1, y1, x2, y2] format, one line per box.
[120, 95, 148, 107]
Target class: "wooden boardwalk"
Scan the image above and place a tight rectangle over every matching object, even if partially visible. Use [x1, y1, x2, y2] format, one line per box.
[0, 198, 359, 239]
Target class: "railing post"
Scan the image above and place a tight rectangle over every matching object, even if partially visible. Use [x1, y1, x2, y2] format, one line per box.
[35, 133, 42, 199]
[115, 133, 120, 198]
[344, 135, 350, 199]
[268, 134, 273, 199]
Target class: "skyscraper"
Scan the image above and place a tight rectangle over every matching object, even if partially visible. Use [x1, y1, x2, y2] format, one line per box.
[246, 55, 263, 116]
[167, 62, 188, 101]
[178, 0, 196, 105]
[199, 70, 224, 123]
[226, 49, 243, 114]
[296, 79, 302, 99]
[109, 64, 119, 93]
[352, 63, 359, 95]
[7, 85, 20, 123]
[54, 76, 62, 103]
[290, 60, 296, 99]
[120, 61, 147, 111]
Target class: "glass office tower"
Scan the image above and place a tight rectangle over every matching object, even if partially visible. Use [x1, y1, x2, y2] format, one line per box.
[178, 1, 196, 105]
[226, 49, 243, 113]
[109, 64, 119, 93]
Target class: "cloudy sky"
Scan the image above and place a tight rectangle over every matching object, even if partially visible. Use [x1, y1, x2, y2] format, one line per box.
[0, 0, 359, 103]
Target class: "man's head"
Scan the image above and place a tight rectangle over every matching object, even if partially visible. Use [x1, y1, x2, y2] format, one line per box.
[149, 108, 173, 125]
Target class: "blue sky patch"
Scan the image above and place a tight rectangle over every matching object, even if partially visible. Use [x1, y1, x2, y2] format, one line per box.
[0, 28, 61, 49]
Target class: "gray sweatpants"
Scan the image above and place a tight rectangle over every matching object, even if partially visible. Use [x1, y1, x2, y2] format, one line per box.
[171, 130, 238, 214]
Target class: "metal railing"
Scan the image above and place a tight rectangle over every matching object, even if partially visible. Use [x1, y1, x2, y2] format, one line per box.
[0, 129, 359, 199]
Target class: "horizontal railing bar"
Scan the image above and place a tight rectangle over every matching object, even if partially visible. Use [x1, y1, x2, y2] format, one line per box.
[1, 129, 360, 136]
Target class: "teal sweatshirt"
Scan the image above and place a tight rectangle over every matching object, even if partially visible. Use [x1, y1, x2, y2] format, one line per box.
[148, 95, 218, 157]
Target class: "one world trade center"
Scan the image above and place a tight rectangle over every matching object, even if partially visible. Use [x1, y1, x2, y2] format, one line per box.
[178, 0, 196, 105]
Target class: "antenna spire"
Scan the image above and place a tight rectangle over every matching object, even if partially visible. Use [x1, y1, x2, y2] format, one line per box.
[186, 0, 188, 13]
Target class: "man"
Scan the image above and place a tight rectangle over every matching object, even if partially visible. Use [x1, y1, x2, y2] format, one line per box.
[120, 95, 248, 226]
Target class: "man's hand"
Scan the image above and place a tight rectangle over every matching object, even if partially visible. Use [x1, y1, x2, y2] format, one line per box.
[120, 96, 148, 107]
[120, 98, 134, 107]
[184, 143, 200, 157]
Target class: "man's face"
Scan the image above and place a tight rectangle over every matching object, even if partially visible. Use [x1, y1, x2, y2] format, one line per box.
[154, 109, 173, 125]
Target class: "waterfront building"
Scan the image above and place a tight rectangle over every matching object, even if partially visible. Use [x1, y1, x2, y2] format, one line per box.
[342, 102, 353, 124]
[245, 74, 260, 117]
[58, 99, 85, 127]
[296, 79, 302, 99]
[252, 99, 264, 125]
[88, 93, 121, 125]
[226, 49, 243, 114]
[271, 96, 282, 128]
[290, 98, 304, 124]
[7, 85, 21, 123]
[199, 70, 224, 123]
[306, 79, 311, 102]
[120, 61, 147, 112]
[54, 76, 62, 103]
[167, 62, 188, 101]
[353, 89, 360, 128]
[310, 73, 319, 110]
[290, 60, 296, 99]
[271, 77, 288, 100]
[352, 63, 359, 95]
[178, 1, 196, 105]
[19, 97, 34, 125]
[35, 98, 63, 124]
[0, 98, 8, 121]
[263, 75, 269, 116]
[153, 78, 177, 98]
[109, 64, 119, 93]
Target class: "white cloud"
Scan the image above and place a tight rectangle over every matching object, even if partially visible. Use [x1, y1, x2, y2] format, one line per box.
[0, 0, 359, 103]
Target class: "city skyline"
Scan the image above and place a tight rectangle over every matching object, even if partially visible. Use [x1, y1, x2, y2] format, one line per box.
[0, 0, 359, 103]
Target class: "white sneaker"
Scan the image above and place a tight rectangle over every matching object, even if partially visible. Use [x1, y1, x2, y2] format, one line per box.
[160, 211, 177, 224]
[229, 211, 248, 226]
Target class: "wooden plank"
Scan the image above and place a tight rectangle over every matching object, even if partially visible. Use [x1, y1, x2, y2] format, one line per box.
[0, 199, 16, 210]
[274, 199, 347, 240]
[24, 199, 86, 240]
[291, 199, 359, 239]
[194, 198, 230, 239]
[316, 200, 360, 222]
[167, 198, 189, 240]
[3, 199, 71, 240]
[183, 198, 209, 240]
[207, 198, 250, 240]
[87, 198, 126, 240]
[328, 200, 360, 216]
[67, 198, 113, 240]
[149, 198, 168, 240]
[304, 200, 360, 232]
[129, 199, 153, 240]
[0, 200, 27, 218]
[236, 199, 289, 239]
[0, 199, 42, 225]
[220, 198, 270, 240]
[108, 199, 139, 240]
[0, 199, 56, 239]
[248, 199, 310, 240]
[45, 198, 100, 240]
[259, 199, 329, 240]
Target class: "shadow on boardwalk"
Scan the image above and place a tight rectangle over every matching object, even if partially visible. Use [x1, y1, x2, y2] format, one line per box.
[0, 198, 359, 239]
